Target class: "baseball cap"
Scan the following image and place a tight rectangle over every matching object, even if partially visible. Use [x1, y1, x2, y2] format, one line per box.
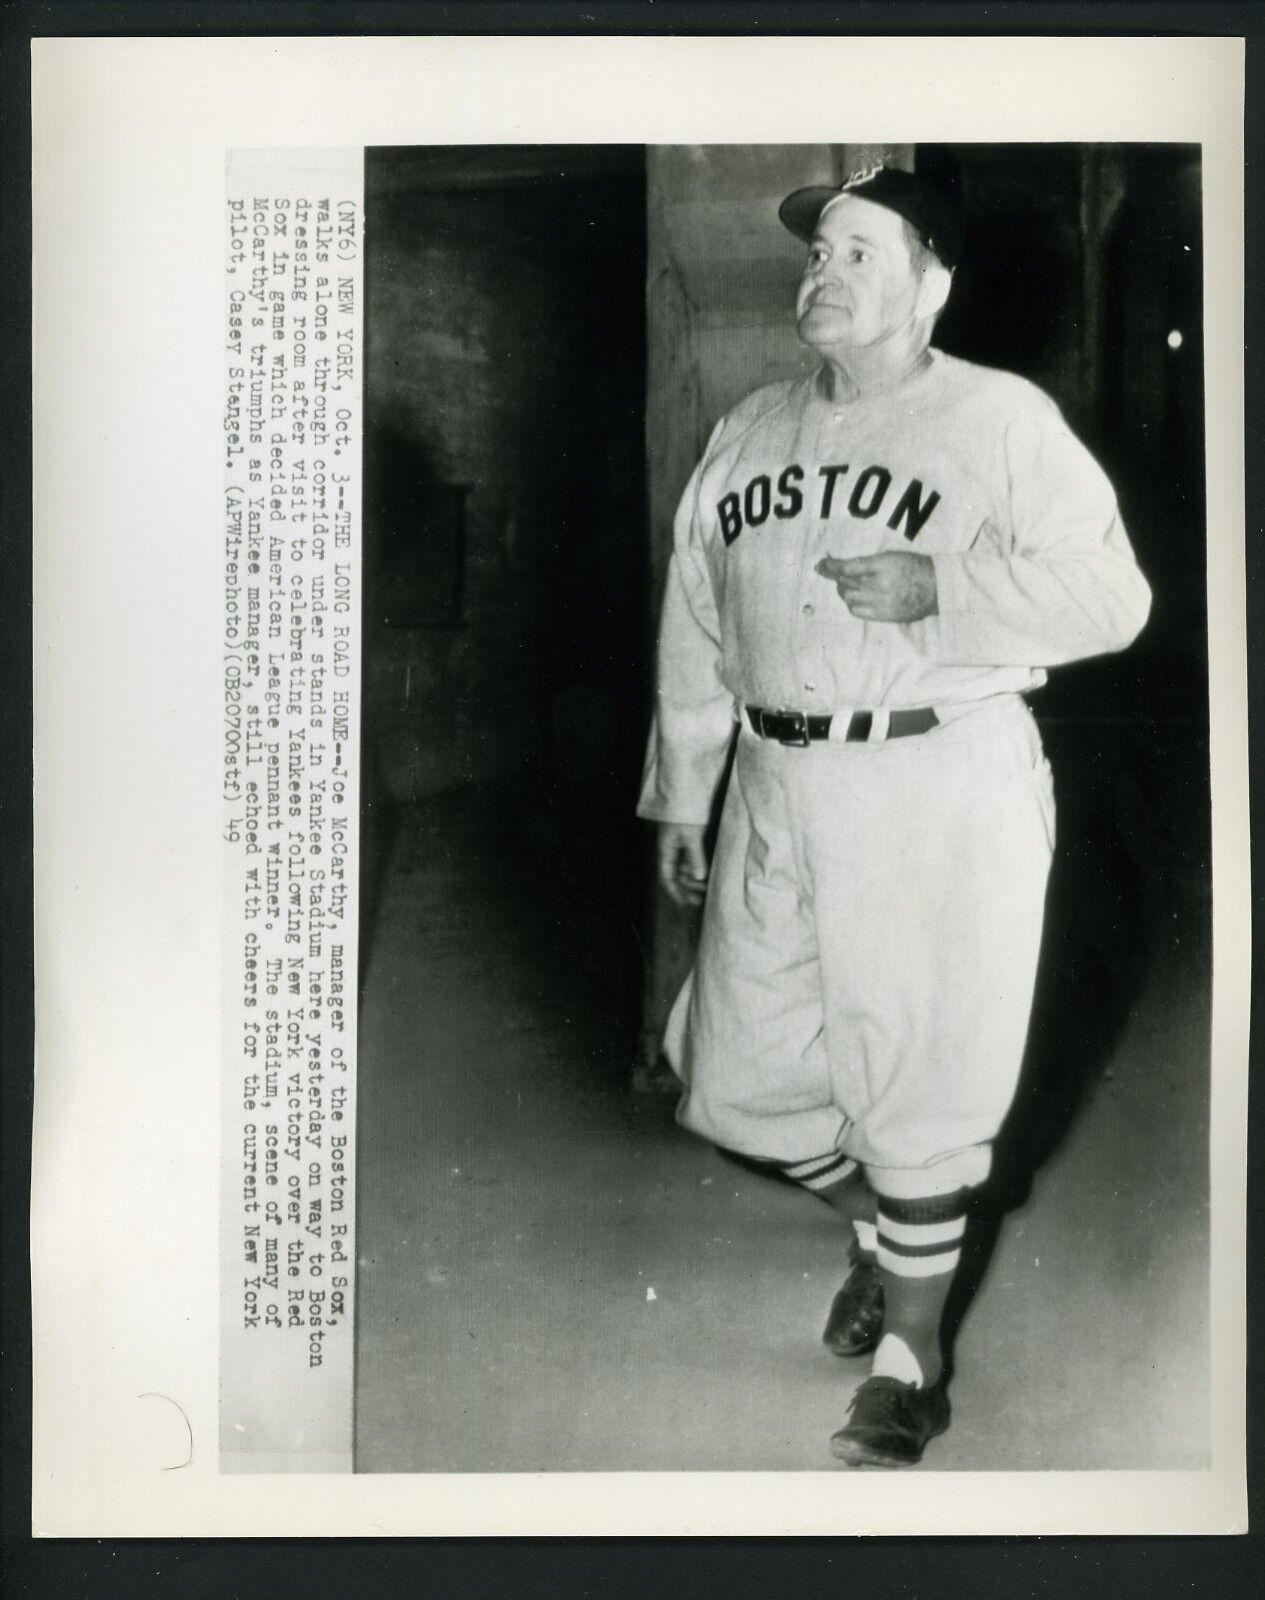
[779, 164, 964, 270]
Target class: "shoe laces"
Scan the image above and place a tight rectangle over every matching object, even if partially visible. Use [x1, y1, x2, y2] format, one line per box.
[846, 1377, 923, 1427]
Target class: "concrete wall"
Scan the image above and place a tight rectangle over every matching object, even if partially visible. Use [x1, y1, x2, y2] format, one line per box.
[364, 154, 646, 806]
[360, 149, 650, 1023]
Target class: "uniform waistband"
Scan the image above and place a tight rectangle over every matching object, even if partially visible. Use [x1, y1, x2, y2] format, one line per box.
[745, 705, 938, 746]
[741, 694, 1025, 748]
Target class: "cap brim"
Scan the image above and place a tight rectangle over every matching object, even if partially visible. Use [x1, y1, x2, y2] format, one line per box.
[778, 186, 839, 242]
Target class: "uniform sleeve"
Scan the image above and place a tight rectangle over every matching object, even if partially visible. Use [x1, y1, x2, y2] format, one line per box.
[906, 394, 1152, 668]
[636, 427, 738, 826]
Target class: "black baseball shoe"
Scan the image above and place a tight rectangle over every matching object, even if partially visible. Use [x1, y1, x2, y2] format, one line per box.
[822, 1254, 883, 1357]
[829, 1376, 951, 1468]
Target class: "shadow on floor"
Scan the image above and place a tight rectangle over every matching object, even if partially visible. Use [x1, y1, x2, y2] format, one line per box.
[942, 717, 1210, 1375]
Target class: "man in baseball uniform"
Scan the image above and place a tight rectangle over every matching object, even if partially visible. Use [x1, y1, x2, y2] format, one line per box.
[638, 165, 1151, 1467]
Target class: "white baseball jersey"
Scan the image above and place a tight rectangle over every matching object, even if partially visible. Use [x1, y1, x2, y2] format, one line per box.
[638, 350, 1152, 825]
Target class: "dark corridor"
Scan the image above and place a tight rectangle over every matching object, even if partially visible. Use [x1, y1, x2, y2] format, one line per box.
[360, 147, 649, 1031]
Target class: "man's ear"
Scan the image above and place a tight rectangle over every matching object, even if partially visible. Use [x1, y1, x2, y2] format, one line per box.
[915, 260, 952, 321]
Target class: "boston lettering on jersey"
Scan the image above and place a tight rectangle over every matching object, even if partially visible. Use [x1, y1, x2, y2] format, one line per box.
[717, 463, 941, 547]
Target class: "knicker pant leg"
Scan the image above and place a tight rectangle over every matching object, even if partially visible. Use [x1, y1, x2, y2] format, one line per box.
[802, 699, 1055, 1197]
[666, 731, 848, 1164]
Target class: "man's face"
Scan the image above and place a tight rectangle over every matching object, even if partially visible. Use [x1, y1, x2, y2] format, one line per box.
[794, 195, 925, 355]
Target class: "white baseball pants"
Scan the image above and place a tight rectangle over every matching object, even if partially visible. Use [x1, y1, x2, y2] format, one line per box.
[665, 695, 1055, 1198]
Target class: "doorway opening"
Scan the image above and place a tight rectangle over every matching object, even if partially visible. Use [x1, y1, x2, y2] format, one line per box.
[360, 146, 649, 1040]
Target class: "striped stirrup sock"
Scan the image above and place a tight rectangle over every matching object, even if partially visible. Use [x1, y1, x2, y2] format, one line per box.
[780, 1151, 861, 1198]
[875, 1189, 969, 1279]
[872, 1188, 971, 1387]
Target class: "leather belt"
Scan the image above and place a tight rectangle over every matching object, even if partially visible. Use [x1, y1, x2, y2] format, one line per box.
[745, 705, 940, 746]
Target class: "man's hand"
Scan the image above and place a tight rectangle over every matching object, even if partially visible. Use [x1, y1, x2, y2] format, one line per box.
[658, 823, 710, 908]
[815, 552, 938, 623]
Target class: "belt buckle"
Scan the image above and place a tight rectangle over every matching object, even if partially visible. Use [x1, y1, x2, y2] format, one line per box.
[775, 708, 810, 747]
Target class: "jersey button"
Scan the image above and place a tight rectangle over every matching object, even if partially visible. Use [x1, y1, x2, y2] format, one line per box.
[804, 681, 816, 694]
[801, 603, 814, 616]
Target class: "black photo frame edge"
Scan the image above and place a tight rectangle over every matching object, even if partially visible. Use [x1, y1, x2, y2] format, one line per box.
[1, 3, 1260, 1595]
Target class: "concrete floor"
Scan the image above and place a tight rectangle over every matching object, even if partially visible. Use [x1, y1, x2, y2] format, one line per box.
[354, 792, 1210, 1474]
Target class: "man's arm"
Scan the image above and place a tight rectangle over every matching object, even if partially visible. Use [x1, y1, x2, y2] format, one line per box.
[657, 822, 710, 907]
[900, 397, 1152, 668]
[637, 428, 737, 831]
